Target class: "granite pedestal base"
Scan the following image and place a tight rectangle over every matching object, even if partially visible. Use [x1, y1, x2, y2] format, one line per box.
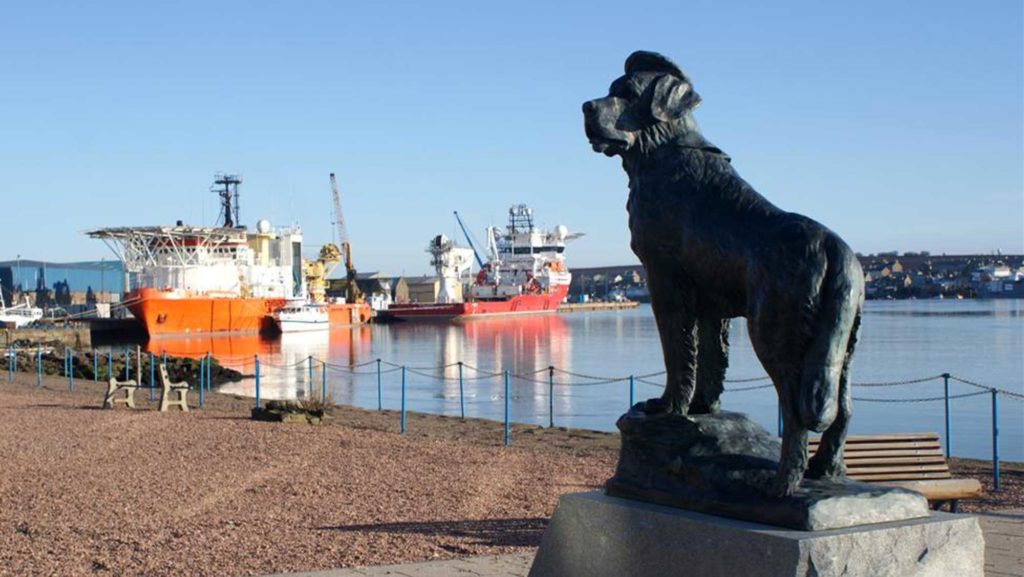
[528, 492, 984, 577]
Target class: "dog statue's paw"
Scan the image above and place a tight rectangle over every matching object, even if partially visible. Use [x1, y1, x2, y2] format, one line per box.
[805, 455, 847, 480]
[642, 397, 688, 415]
[768, 472, 802, 499]
[641, 397, 672, 415]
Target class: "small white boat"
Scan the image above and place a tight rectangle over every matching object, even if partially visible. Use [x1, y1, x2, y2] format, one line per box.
[0, 293, 43, 328]
[272, 302, 329, 332]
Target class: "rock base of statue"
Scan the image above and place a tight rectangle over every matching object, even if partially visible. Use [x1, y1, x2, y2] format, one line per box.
[608, 407, 929, 530]
[527, 492, 983, 577]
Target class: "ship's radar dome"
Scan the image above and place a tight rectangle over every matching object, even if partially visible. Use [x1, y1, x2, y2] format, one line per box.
[555, 225, 569, 240]
[257, 219, 271, 234]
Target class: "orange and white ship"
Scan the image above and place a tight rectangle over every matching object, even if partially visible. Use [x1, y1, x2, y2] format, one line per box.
[87, 174, 370, 337]
[381, 204, 581, 321]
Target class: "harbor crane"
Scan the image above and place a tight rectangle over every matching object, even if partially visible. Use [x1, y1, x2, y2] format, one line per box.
[453, 211, 485, 268]
[330, 173, 363, 303]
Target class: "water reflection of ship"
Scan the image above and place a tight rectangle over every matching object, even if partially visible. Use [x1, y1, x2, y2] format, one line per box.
[146, 327, 371, 401]
[390, 314, 572, 420]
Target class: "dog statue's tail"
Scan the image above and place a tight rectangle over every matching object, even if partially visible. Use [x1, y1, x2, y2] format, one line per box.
[799, 236, 864, 433]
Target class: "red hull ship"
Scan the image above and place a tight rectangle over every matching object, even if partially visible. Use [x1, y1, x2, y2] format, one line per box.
[88, 175, 370, 337]
[381, 204, 580, 322]
[384, 284, 569, 321]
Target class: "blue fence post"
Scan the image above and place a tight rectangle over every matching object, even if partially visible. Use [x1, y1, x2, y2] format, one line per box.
[93, 350, 98, 382]
[504, 369, 511, 447]
[254, 355, 261, 408]
[629, 375, 635, 408]
[149, 352, 155, 401]
[108, 351, 113, 380]
[400, 366, 407, 434]
[36, 348, 42, 387]
[458, 361, 465, 419]
[198, 356, 205, 407]
[942, 373, 952, 458]
[12, 347, 16, 375]
[123, 347, 130, 381]
[376, 358, 382, 411]
[68, 348, 74, 392]
[548, 366, 555, 428]
[321, 359, 327, 402]
[991, 389, 1000, 491]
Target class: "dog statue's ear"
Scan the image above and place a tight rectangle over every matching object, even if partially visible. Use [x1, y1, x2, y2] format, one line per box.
[650, 74, 701, 122]
[625, 51, 685, 78]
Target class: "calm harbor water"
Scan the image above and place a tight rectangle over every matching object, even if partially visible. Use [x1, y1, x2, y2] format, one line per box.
[144, 299, 1023, 461]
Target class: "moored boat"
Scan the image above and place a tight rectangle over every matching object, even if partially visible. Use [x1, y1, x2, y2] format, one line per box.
[273, 301, 329, 332]
[382, 204, 581, 321]
[0, 293, 43, 328]
[87, 174, 370, 336]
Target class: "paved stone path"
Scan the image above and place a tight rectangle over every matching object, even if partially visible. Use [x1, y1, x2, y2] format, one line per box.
[263, 554, 534, 577]
[267, 510, 1023, 577]
[978, 510, 1024, 577]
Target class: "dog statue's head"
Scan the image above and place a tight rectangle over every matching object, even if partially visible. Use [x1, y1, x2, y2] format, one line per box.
[583, 51, 702, 158]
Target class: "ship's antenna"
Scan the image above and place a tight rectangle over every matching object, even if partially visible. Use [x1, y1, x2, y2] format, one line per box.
[212, 173, 243, 228]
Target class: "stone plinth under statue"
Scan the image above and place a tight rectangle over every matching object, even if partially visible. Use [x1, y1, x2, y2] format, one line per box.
[528, 492, 984, 577]
[608, 407, 929, 531]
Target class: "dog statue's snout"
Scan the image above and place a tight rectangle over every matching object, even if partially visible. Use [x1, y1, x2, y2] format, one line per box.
[582, 100, 594, 115]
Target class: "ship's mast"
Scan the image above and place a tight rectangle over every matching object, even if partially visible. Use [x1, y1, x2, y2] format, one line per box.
[212, 174, 242, 228]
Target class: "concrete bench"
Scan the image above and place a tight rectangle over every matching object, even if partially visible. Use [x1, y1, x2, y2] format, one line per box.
[102, 377, 139, 409]
[158, 364, 191, 412]
[810, 433, 983, 512]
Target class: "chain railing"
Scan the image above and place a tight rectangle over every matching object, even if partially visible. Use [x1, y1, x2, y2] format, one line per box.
[3, 345, 1020, 488]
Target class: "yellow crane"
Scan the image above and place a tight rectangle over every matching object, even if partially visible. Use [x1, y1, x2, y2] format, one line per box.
[330, 172, 363, 304]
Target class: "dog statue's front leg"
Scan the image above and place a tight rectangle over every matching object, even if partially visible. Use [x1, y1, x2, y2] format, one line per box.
[691, 317, 729, 414]
[643, 264, 698, 415]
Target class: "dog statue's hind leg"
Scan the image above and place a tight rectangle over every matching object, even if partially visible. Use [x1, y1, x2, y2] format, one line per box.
[775, 379, 810, 497]
[643, 260, 698, 415]
[807, 312, 860, 480]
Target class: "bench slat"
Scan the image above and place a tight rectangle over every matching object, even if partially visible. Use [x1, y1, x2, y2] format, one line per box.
[815, 434, 937, 442]
[876, 479, 983, 500]
[839, 449, 946, 459]
[845, 464, 951, 475]
[850, 471, 954, 481]
[813, 441, 942, 452]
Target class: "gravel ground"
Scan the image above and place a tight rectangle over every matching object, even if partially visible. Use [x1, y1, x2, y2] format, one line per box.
[0, 375, 614, 576]
[0, 372, 1018, 576]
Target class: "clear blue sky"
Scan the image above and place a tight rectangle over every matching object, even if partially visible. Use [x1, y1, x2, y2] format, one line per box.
[2, 1, 1021, 275]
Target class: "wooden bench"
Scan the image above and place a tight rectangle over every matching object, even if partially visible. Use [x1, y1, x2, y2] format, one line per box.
[158, 364, 191, 412]
[810, 433, 983, 512]
[102, 377, 139, 409]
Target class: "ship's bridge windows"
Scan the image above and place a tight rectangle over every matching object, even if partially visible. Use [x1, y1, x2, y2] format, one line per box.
[510, 246, 564, 254]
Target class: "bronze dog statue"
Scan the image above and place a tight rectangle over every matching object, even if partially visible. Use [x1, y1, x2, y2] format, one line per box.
[583, 51, 865, 497]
